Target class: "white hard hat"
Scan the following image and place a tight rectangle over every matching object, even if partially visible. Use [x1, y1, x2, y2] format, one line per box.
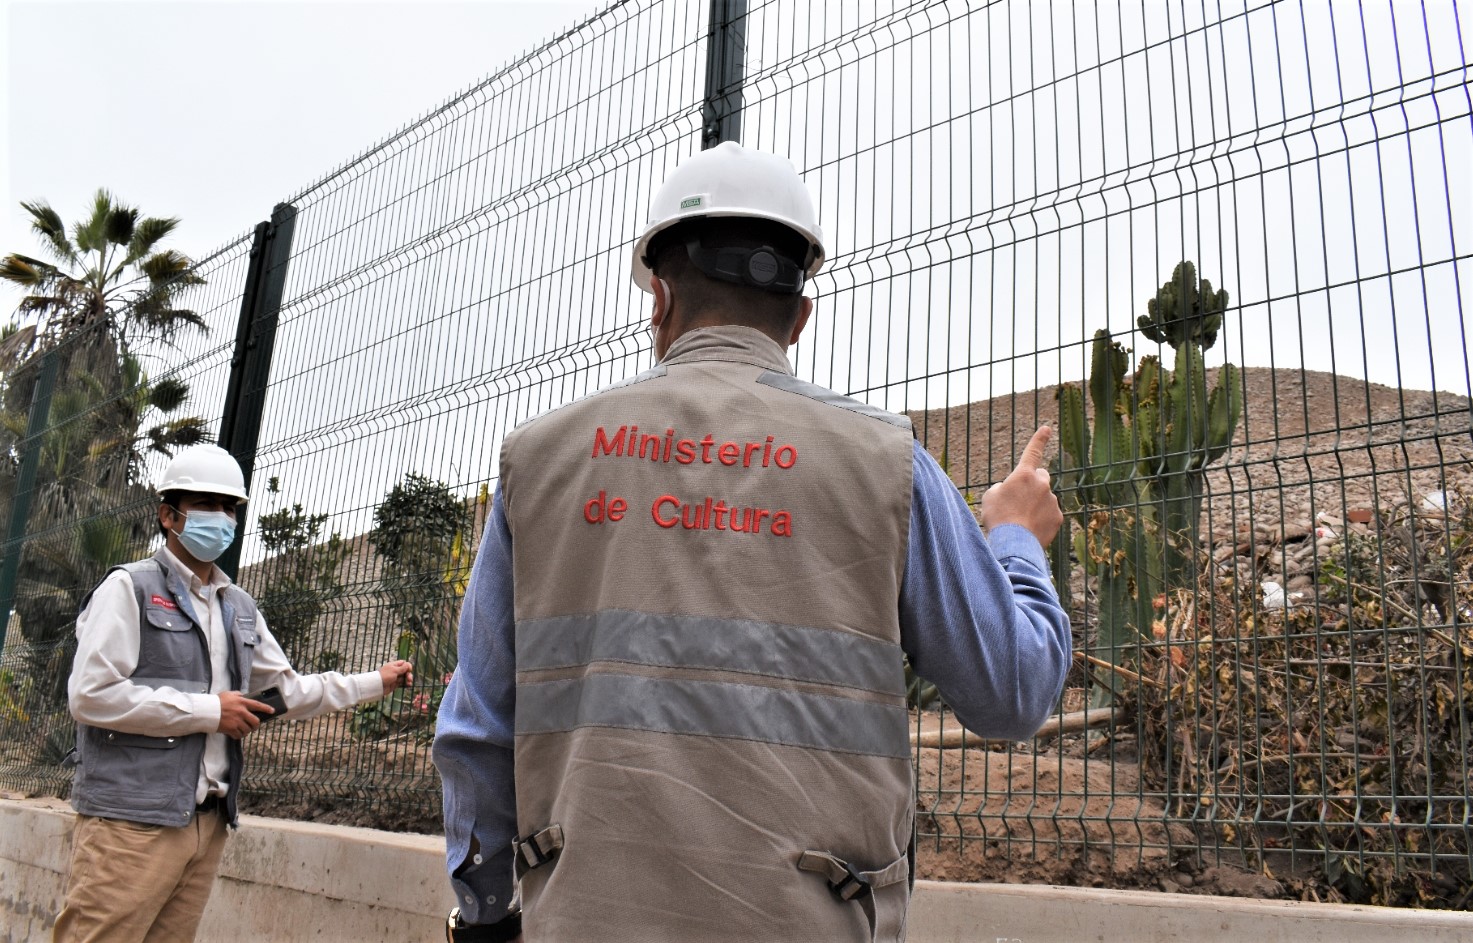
[158, 444, 249, 503]
[631, 142, 825, 292]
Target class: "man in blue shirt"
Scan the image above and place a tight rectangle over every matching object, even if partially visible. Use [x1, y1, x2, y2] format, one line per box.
[434, 143, 1070, 942]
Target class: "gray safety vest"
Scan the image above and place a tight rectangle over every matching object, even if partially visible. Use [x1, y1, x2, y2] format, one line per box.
[500, 326, 917, 941]
[70, 550, 262, 828]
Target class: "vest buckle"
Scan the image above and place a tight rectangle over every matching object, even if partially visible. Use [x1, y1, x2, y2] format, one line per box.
[829, 861, 873, 902]
[512, 824, 564, 879]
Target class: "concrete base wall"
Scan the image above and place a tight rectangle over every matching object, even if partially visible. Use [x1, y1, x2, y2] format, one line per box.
[4, 798, 1469, 942]
[1, 798, 454, 943]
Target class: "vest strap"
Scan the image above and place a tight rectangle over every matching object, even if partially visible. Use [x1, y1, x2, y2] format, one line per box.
[513, 825, 564, 879]
[798, 850, 909, 941]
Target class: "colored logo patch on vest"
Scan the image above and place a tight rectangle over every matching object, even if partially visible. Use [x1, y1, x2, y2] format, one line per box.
[150, 594, 178, 610]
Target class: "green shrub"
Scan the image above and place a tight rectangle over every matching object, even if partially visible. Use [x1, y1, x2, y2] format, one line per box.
[250, 477, 350, 666]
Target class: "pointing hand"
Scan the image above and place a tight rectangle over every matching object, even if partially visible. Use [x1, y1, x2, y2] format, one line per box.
[379, 659, 414, 694]
[981, 425, 1064, 546]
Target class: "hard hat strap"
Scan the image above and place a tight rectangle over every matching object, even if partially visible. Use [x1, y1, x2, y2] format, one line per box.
[684, 238, 805, 295]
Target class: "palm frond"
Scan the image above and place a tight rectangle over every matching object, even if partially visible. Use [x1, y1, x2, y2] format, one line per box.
[72, 221, 100, 254]
[145, 416, 209, 455]
[127, 293, 208, 342]
[86, 433, 133, 461]
[127, 217, 180, 264]
[16, 295, 70, 314]
[103, 205, 138, 246]
[73, 189, 120, 255]
[138, 249, 200, 285]
[0, 323, 39, 369]
[135, 306, 207, 339]
[0, 254, 59, 287]
[78, 517, 142, 569]
[20, 201, 77, 267]
[148, 376, 189, 413]
[52, 373, 104, 410]
[20, 201, 66, 240]
[120, 351, 145, 390]
[1, 410, 29, 439]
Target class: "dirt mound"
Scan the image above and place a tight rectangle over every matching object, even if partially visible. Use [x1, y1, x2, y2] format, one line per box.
[908, 367, 1472, 517]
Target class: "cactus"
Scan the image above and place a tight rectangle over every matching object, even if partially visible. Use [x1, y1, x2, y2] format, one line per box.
[1055, 333, 1162, 706]
[1151, 341, 1242, 586]
[1138, 260, 1229, 351]
[1134, 258, 1238, 577]
[1053, 262, 1241, 705]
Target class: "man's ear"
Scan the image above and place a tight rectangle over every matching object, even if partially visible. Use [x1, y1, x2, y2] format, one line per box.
[650, 275, 672, 330]
[788, 296, 814, 346]
[650, 276, 676, 358]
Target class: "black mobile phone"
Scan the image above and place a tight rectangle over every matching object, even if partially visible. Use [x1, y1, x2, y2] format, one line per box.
[249, 686, 287, 722]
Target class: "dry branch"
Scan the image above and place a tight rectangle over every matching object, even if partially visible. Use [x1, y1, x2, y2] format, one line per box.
[910, 707, 1121, 749]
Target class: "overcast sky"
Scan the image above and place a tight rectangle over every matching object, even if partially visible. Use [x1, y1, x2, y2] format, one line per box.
[1, 0, 601, 311]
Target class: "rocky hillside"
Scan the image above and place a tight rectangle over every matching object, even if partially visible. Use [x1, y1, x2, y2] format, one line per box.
[910, 367, 1472, 604]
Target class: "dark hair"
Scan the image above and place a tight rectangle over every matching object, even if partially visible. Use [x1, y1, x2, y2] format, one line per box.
[647, 218, 809, 336]
[158, 490, 183, 539]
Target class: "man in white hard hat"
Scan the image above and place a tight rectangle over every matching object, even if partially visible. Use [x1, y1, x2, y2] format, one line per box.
[434, 143, 1069, 941]
[53, 444, 415, 943]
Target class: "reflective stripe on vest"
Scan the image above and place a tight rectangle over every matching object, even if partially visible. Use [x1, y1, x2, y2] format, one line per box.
[517, 609, 906, 696]
[516, 673, 910, 759]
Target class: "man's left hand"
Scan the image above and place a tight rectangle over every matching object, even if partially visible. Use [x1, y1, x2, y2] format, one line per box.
[379, 659, 414, 694]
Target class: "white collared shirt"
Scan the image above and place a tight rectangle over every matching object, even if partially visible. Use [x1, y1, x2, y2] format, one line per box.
[69, 546, 384, 803]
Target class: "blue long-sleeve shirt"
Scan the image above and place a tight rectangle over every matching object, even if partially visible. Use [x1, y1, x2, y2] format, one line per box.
[432, 438, 1071, 923]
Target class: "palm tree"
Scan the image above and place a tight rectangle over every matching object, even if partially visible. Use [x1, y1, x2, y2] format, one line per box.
[1, 188, 205, 354]
[0, 190, 210, 715]
[1, 187, 211, 472]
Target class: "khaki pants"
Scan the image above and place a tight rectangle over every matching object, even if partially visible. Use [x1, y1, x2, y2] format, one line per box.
[52, 809, 228, 943]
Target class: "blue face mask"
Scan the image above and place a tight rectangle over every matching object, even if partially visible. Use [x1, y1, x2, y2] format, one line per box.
[175, 510, 237, 563]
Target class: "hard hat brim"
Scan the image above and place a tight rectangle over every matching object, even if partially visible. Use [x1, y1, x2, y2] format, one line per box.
[158, 484, 250, 504]
[631, 210, 826, 293]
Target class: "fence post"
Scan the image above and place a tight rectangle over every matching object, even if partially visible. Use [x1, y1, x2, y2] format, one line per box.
[702, 0, 747, 148]
[0, 350, 60, 650]
[217, 202, 298, 580]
